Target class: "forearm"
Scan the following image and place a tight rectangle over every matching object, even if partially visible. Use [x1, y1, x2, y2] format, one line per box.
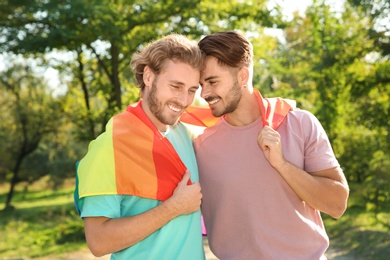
[84, 200, 180, 256]
[275, 160, 349, 218]
[84, 171, 201, 256]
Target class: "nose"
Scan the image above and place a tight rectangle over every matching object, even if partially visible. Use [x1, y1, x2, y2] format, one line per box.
[200, 85, 210, 99]
[176, 91, 191, 107]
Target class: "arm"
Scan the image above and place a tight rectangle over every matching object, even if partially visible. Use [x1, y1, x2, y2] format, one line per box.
[83, 170, 202, 257]
[258, 126, 349, 219]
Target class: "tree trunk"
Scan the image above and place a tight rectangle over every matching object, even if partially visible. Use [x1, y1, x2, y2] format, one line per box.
[110, 41, 122, 109]
[3, 155, 23, 210]
[77, 49, 96, 139]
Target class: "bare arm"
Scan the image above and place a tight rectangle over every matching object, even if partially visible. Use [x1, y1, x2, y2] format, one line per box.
[83, 170, 202, 257]
[258, 126, 349, 219]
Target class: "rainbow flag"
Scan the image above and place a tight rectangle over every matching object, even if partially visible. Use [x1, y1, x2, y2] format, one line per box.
[255, 89, 296, 130]
[75, 90, 295, 213]
[180, 89, 295, 129]
[75, 101, 188, 212]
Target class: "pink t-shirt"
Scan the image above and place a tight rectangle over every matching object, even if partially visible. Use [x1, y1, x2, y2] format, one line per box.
[194, 109, 339, 260]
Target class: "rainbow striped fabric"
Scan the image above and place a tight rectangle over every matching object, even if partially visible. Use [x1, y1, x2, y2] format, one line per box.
[181, 89, 295, 129]
[75, 90, 295, 210]
[255, 89, 296, 130]
[75, 101, 188, 209]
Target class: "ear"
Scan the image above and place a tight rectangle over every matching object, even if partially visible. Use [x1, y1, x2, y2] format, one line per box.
[238, 67, 249, 86]
[143, 66, 155, 87]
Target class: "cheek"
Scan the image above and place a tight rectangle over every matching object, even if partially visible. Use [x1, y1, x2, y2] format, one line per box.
[187, 93, 196, 103]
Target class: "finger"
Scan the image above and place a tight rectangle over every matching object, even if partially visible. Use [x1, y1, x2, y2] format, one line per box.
[260, 143, 270, 152]
[258, 135, 272, 150]
[257, 134, 266, 150]
[180, 170, 191, 185]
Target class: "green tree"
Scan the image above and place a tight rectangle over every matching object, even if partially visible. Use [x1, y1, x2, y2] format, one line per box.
[348, 0, 390, 56]
[264, 0, 390, 212]
[0, 63, 63, 210]
[0, 0, 284, 140]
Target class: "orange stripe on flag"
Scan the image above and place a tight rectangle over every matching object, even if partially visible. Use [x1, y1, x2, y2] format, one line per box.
[113, 111, 158, 198]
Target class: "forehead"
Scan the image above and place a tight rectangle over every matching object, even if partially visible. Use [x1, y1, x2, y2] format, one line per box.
[201, 56, 232, 80]
[160, 60, 200, 85]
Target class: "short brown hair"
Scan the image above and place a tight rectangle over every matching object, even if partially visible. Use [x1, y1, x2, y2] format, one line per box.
[198, 31, 253, 69]
[131, 34, 204, 92]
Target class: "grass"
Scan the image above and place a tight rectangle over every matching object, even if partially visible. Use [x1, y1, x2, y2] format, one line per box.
[0, 179, 389, 259]
[0, 177, 86, 259]
[323, 182, 390, 259]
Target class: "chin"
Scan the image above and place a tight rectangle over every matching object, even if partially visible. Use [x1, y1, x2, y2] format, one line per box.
[211, 109, 223, 117]
[165, 117, 180, 126]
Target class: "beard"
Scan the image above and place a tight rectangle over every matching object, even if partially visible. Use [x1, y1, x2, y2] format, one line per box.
[210, 80, 242, 117]
[147, 78, 183, 126]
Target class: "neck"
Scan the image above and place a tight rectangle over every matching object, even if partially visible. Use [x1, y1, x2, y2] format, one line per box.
[141, 100, 169, 132]
[225, 89, 261, 126]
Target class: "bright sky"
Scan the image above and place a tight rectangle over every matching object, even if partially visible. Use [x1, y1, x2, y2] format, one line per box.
[269, 0, 313, 18]
[0, 55, 5, 72]
[270, 0, 345, 21]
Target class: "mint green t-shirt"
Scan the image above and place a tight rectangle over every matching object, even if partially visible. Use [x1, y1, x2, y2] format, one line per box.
[80, 122, 205, 260]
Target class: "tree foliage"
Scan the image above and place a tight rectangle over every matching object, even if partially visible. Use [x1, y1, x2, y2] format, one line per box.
[0, 0, 389, 214]
[261, 0, 390, 212]
[0, 0, 282, 140]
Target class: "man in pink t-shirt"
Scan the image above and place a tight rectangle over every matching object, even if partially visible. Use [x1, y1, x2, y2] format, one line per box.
[194, 31, 349, 259]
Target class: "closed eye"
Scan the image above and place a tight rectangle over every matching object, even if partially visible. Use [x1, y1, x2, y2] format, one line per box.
[204, 76, 219, 86]
[189, 88, 198, 94]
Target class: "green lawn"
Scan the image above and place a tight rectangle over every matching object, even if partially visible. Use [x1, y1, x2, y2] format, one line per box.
[0, 179, 389, 259]
[323, 182, 390, 259]
[0, 178, 86, 258]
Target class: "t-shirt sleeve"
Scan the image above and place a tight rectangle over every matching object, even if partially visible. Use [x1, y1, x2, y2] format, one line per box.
[299, 111, 340, 172]
[80, 195, 122, 219]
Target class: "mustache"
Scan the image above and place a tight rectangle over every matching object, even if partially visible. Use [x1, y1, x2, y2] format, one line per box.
[169, 100, 187, 110]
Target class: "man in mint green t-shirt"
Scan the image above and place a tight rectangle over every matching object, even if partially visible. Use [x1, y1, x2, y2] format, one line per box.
[75, 34, 205, 259]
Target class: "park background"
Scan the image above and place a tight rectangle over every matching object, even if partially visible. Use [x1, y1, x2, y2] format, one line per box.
[0, 0, 389, 259]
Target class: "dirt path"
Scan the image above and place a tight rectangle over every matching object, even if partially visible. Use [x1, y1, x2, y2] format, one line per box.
[325, 246, 356, 260]
[40, 238, 351, 260]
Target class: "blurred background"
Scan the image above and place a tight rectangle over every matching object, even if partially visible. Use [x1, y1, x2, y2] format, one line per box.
[0, 0, 389, 259]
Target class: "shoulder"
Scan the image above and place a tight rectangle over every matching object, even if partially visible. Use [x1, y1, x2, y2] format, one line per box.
[280, 109, 329, 143]
[285, 109, 323, 132]
[287, 109, 319, 124]
[178, 122, 206, 140]
[193, 119, 224, 150]
[83, 116, 115, 153]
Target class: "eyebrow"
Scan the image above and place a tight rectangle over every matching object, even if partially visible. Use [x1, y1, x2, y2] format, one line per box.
[169, 80, 185, 86]
[204, 75, 219, 81]
[170, 80, 199, 89]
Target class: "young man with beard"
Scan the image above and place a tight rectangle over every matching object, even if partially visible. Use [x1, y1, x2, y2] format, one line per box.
[194, 31, 349, 259]
[74, 34, 205, 259]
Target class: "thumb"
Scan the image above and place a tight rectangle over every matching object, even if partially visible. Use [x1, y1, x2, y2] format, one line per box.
[180, 170, 191, 185]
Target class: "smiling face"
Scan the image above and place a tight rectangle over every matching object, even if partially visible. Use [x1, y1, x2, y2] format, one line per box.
[142, 60, 200, 131]
[200, 56, 242, 117]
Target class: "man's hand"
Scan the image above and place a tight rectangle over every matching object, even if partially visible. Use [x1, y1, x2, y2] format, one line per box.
[257, 126, 285, 169]
[166, 170, 202, 215]
[257, 125, 349, 218]
[84, 170, 203, 256]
